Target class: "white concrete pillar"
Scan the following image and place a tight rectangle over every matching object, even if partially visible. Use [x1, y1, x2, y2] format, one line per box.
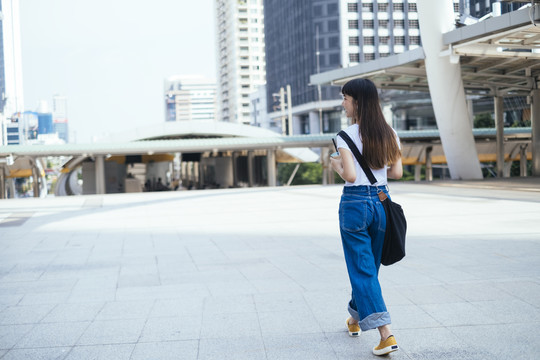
[321, 147, 328, 186]
[494, 96, 505, 177]
[417, 0, 483, 180]
[267, 150, 276, 187]
[309, 111, 321, 134]
[95, 155, 106, 194]
[532, 89, 540, 176]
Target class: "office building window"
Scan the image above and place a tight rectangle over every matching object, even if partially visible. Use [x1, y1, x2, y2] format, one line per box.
[364, 36, 374, 45]
[379, 36, 389, 44]
[329, 36, 339, 48]
[349, 53, 360, 62]
[365, 53, 375, 61]
[409, 19, 419, 28]
[395, 36, 405, 45]
[348, 3, 358, 12]
[328, 3, 338, 15]
[348, 20, 359, 29]
[378, 3, 388, 12]
[362, 3, 373, 12]
[393, 3, 404, 11]
[328, 20, 338, 31]
[394, 19, 404, 28]
[362, 20, 374, 28]
[453, 3, 459, 12]
[409, 3, 417, 11]
[410, 36, 420, 45]
[380, 53, 389, 58]
[329, 53, 340, 65]
[349, 36, 360, 45]
[314, 5, 323, 16]
[379, 19, 388, 28]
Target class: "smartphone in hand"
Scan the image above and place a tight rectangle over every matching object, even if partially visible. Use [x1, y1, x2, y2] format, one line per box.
[330, 138, 339, 158]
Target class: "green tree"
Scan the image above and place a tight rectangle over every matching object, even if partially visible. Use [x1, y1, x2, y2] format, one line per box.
[474, 113, 494, 128]
[277, 163, 322, 185]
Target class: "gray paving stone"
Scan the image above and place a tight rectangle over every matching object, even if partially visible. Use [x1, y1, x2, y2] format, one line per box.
[77, 319, 145, 345]
[14, 321, 89, 348]
[258, 310, 322, 337]
[148, 297, 205, 318]
[41, 302, 105, 323]
[139, 316, 201, 342]
[0, 304, 55, 325]
[94, 300, 154, 321]
[264, 333, 339, 360]
[131, 340, 199, 360]
[200, 312, 260, 339]
[2, 346, 71, 360]
[203, 294, 256, 315]
[419, 301, 499, 327]
[198, 337, 266, 360]
[0, 324, 33, 350]
[64, 344, 134, 360]
[0, 181, 539, 359]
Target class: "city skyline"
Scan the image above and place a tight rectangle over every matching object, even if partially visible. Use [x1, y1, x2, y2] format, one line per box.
[19, 0, 216, 143]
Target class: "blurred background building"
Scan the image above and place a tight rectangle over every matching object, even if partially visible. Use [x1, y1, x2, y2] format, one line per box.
[0, 0, 24, 146]
[215, 0, 266, 125]
[164, 75, 217, 122]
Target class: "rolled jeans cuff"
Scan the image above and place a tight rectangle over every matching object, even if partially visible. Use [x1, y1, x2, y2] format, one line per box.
[348, 305, 391, 331]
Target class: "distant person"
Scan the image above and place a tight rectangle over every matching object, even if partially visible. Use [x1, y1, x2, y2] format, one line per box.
[155, 177, 169, 191]
[330, 78, 403, 356]
[144, 179, 152, 192]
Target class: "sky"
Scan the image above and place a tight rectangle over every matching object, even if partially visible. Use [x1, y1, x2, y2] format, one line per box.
[20, 0, 216, 143]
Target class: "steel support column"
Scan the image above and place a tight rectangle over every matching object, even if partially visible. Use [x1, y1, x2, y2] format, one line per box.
[267, 150, 276, 187]
[532, 89, 540, 176]
[95, 155, 106, 194]
[248, 151, 254, 187]
[495, 96, 505, 177]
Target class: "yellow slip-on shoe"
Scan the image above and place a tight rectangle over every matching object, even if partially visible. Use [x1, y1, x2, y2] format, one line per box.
[373, 335, 398, 356]
[346, 317, 360, 337]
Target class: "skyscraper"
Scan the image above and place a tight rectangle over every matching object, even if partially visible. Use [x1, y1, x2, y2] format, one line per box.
[164, 75, 217, 122]
[215, 0, 266, 125]
[0, 0, 24, 146]
[263, 0, 433, 135]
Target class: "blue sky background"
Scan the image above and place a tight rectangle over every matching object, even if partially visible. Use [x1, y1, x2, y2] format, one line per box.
[20, 0, 216, 143]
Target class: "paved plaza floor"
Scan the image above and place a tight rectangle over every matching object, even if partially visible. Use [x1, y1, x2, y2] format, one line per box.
[0, 179, 539, 359]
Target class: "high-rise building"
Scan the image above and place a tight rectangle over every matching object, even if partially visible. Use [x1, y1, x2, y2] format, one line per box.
[215, 0, 266, 125]
[52, 94, 69, 142]
[263, 0, 437, 135]
[164, 76, 217, 122]
[459, 0, 527, 19]
[0, 0, 24, 146]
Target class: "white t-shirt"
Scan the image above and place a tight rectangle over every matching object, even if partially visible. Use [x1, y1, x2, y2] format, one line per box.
[335, 124, 400, 186]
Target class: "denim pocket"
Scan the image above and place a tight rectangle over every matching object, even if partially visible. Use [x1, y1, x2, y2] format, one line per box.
[339, 198, 369, 233]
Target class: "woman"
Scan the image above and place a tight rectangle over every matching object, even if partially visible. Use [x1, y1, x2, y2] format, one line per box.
[330, 78, 403, 356]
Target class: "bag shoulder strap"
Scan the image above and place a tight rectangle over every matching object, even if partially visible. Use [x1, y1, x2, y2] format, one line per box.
[337, 130, 377, 185]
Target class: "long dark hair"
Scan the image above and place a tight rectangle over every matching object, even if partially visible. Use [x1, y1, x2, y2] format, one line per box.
[341, 78, 401, 169]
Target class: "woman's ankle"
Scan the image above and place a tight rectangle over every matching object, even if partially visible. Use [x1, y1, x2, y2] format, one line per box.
[377, 325, 392, 340]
